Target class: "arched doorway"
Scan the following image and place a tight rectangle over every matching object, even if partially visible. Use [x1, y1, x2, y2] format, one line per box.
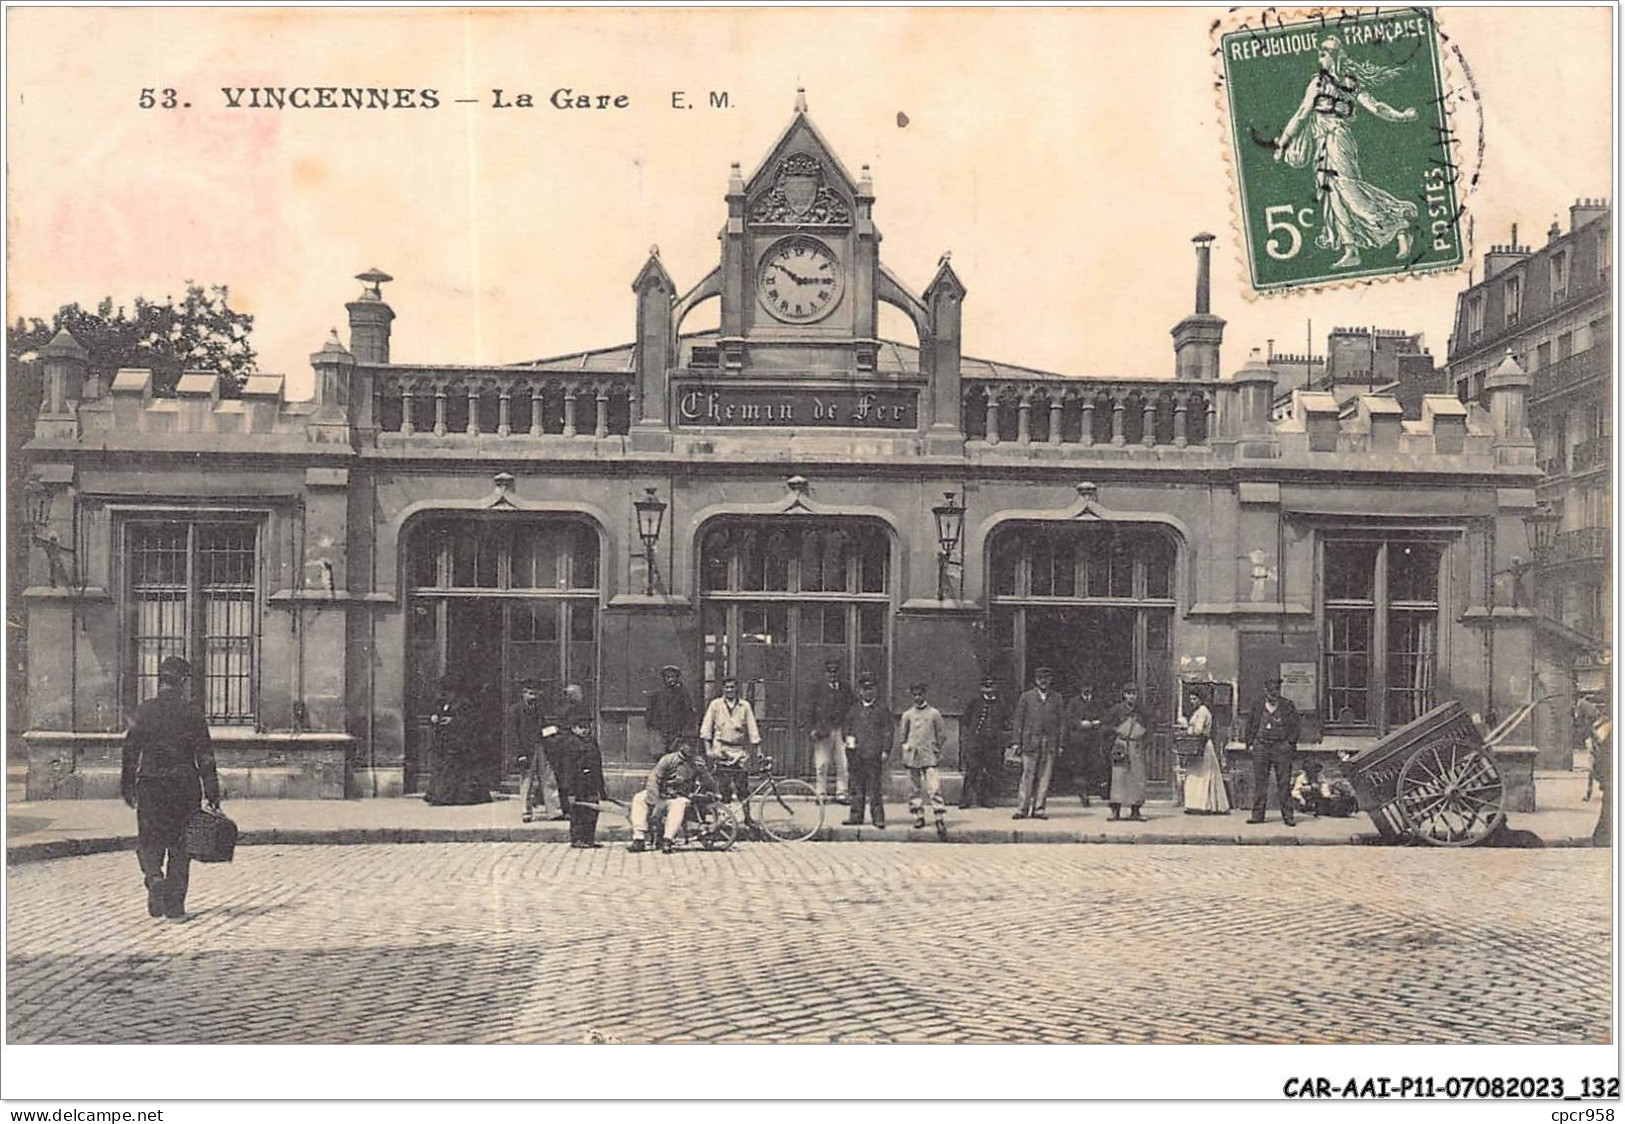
[698, 519, 892, 776]
[403, 515, 601, 794]
[985, 521, 1180, 795]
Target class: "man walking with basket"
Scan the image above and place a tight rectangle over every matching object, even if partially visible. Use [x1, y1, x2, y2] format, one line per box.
[121, 656, 222, 923]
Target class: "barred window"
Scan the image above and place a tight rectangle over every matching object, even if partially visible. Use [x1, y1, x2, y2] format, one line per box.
[1321, 539, 1442, 732]
[127, 520, 259, 724]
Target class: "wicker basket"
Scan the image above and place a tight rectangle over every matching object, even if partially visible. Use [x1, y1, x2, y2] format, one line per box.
[184, 807, 239, 863]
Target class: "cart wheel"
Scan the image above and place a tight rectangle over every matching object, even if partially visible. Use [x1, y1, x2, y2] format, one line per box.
[1396, 739, 1506, 847]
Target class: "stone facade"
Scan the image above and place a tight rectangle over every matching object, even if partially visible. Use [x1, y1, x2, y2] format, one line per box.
[23, 102, 1542, 807]
[1447, 202, 1612, 768]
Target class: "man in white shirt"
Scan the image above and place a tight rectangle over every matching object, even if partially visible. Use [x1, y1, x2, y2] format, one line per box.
[700, 675, 761, 825]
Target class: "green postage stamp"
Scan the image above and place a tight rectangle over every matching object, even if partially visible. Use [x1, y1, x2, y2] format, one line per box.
[1219, 8, 1465, 293]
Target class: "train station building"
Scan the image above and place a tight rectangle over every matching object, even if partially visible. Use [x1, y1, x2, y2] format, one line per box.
[22, 101, 1548, 806]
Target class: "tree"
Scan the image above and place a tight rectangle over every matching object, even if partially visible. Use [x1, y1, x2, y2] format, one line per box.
[7, 282, 257, 405]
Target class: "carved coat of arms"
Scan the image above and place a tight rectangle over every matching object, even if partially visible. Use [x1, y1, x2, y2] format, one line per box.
[750, 154, 852, 225]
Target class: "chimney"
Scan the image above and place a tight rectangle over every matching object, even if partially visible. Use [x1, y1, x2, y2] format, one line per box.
[38, 329, 89, 415]
[1171, 233, 1225, 381]
[346, 268, 395, 364]
[1570, 197, 1609, 232]
[1482, 225, 1530, 280]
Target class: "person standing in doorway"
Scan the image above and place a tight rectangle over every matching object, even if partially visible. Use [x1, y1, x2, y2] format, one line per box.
[700, 675, 761, 826]
[1104, 685, 1149, 821]
[804, 658, 855, 802]
[1064, 680, 1107, 808]
[1245, 677, 1301, 826]
[507, 678, 557, 823]
[1181, 684, 1231, 815]
[426, 678, 492, 806]
[122, 656, 222, 922]
[842, 672, 893, 828]
[1010, 666, 1065, 820]
[645, 665, 697, 760]
[899, 681, 949, 839]
[960, 675, 1009, 809]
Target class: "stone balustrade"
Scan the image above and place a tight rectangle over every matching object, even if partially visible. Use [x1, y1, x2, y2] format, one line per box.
[963, 378, 1218, 448]
[371, 366, 635, 438]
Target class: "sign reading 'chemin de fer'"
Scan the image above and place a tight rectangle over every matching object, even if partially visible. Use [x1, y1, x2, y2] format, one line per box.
[675, 385, 918, 429]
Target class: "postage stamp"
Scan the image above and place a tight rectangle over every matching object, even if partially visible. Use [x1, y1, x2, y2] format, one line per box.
[1218, 7, 1465, 293]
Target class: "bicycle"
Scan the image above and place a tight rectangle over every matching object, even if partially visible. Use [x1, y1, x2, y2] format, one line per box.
[733, 756, 825, 842]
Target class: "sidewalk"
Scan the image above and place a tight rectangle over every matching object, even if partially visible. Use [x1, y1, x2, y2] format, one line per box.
[5, 770, 1602, 862]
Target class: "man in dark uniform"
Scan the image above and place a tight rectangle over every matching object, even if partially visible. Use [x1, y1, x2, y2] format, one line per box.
[805, 658, 856, 801]
[960, 675, 1009, 809]
[842, 672, 894, 828]
[121, 656, 221, 922]
[644, 665, 697, 759]
[541, 683, 590, 820]
[1065, 681, 1108, 806]
[1245, 677, 1301, 826]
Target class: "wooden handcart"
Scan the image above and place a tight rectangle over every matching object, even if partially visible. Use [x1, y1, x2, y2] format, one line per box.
[1341, 700, 1506, 847]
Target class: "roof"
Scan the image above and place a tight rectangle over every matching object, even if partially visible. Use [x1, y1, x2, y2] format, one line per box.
[517, 331, 1169, 383]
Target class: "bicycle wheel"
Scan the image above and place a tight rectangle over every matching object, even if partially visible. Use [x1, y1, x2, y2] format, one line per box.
[700, 806, 738, 851]
[749, 777, 824, 842]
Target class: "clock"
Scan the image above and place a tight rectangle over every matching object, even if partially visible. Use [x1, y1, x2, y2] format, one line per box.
[756, 236, 843, 324]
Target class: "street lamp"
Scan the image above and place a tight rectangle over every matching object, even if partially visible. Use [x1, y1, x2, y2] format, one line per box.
[633, 486, 668, 596]
[1521, 502, 1561, 565]
[932, 491, 965, 600]
[23, 475, 76, 587]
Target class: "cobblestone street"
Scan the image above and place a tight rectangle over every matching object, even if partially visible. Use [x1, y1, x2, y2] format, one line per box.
[6, 843, 1611, 1045]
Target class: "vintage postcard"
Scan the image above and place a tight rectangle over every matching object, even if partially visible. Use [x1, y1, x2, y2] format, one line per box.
[3, 4, 1615, 1109]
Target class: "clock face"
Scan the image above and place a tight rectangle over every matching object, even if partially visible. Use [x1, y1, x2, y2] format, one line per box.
[756, 237, 843, 324]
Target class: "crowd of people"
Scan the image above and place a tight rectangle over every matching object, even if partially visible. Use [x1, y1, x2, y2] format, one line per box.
[114, 649, 1615, 916]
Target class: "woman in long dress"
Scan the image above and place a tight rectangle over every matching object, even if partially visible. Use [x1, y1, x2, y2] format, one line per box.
[1274, 35, 1421, 269]
[1105, 685, 1148, 822]
[1181, 686, 1231, 815]
[425, 680, 492, 806]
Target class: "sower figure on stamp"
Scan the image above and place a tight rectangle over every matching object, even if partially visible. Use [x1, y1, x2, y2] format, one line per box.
[1010, 666, 1065, 820]
[960, 674, 1009, 809]
[645, 665, 697, 760]
[507, 678, 558, 823]
[842, 672, 893, 828]
[899, 681, 949, 840]
[1245, 676, 1301, 826]
[804, 658, 855, 801]
[121, 656, 221, 923]
[1273, 35, 1421, 269]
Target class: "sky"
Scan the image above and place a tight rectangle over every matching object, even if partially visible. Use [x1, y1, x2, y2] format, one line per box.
[6, 7, 1614, 398]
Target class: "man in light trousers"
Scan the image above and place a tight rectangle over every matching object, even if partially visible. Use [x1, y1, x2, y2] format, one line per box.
[1010, 665, 1066, 820]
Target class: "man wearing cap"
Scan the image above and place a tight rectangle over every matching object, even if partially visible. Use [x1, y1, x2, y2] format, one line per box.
[1010, 666, 1066, 819]
[1244, 676, 1301, 826]
[960, 675, 1009, 809]
[804, 658, 855, 801]
[841, 672, 893, 828]
[699, 676, 761, 826]
[898, 681, 949, 838]
[121, 656, 221, 922]
[506, 678, 557, 823]
[629, 736, 718, 854]
[645, 665, 697, 759]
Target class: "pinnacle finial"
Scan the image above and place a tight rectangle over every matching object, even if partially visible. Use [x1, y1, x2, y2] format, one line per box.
[650, 244, 661, 259]
[794, 87, 808, 114]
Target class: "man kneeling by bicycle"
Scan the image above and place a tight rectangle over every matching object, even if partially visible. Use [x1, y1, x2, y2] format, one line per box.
[630, 736, 719, 854]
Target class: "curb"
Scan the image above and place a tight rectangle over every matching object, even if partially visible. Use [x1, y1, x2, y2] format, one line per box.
[6, 825, 1598, 864]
